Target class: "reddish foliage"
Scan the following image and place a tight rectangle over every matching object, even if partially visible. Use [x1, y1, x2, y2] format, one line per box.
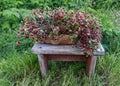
[17, 7, 102, 55]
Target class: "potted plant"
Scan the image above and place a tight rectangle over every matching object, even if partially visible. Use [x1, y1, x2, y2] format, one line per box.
[17, 7, 102, 56]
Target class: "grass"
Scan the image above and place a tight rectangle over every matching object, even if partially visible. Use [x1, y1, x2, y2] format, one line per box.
[0, 6, 120, 86]
[0, 52, 120, 86]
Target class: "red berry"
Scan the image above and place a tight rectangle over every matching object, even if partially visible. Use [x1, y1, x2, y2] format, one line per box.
[20, 28, 24, 33]
[33, 29, 39, 33]
[30, 33, 34, 36]
[59, 26, 62, 30]
[21, 28, 24, 31]
[80, 23, 84, 26]
[80, 16, 83, 19]
[36, 38, 39, 42]
[62, 11, 65, 14]
[25, 35, 29, 38]
[17, 41, 21, 46]
[25, 23, 29, 27]
[58, 14, 63, 19]
[30, 33, 34, 39]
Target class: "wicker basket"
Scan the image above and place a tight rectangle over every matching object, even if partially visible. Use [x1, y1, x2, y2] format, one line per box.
[44, 34, 73, 45]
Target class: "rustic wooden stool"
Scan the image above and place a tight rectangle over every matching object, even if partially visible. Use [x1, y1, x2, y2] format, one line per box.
[31, 43, 105, 77]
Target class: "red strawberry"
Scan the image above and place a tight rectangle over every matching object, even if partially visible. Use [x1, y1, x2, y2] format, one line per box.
[30, 33, 34, 39]
[80, 16, 83, 19]
[30, 33, 34, 36]
[79, 22, 84, 26]
[25, 35, 29, 38]
[17, 41, 21, 46]
[20, 28, 24, 33]
[36, 38, 40, 42]
[33, 29, 38, 34]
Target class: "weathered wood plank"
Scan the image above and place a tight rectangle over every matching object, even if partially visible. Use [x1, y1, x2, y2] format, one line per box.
[31, 43, 105, 55]
[44, 55, 86, 61]
[86, 56, 97, 76]
[31, 43, 105, 77]
[38, 54, 48, 77]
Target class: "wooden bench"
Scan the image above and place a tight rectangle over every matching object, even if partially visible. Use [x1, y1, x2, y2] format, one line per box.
[31, 43, 105, 77]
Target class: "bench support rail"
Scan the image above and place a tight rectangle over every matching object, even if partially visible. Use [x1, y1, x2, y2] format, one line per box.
[38, 54, 48, 77]
[38, 54, 97, 77]
[86, 56, 97, 76]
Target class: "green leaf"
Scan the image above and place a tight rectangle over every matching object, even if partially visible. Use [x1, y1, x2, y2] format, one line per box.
[88, 7, 96, 13]
[2, 10, 13, 17]
[70, 34, 78, 40]
[30, 0, 39, 4]
[2, 22, 10, 30]
[16, 1, 24, 5]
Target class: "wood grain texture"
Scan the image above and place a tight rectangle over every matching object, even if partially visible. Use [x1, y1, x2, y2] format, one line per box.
[86, 56, 97, 76]
[38, 54, 48, 77]
[44, 55, 86, 61]
[31, 43, 105, 55]
[31, 43, 105, 77]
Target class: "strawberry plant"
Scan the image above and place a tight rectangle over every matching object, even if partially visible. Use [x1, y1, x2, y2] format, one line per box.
[17, 7, 102, 55]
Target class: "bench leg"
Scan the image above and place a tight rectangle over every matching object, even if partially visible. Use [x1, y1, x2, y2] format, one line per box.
[38, 54, 48, 78]
[86, 56, 97, 76]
